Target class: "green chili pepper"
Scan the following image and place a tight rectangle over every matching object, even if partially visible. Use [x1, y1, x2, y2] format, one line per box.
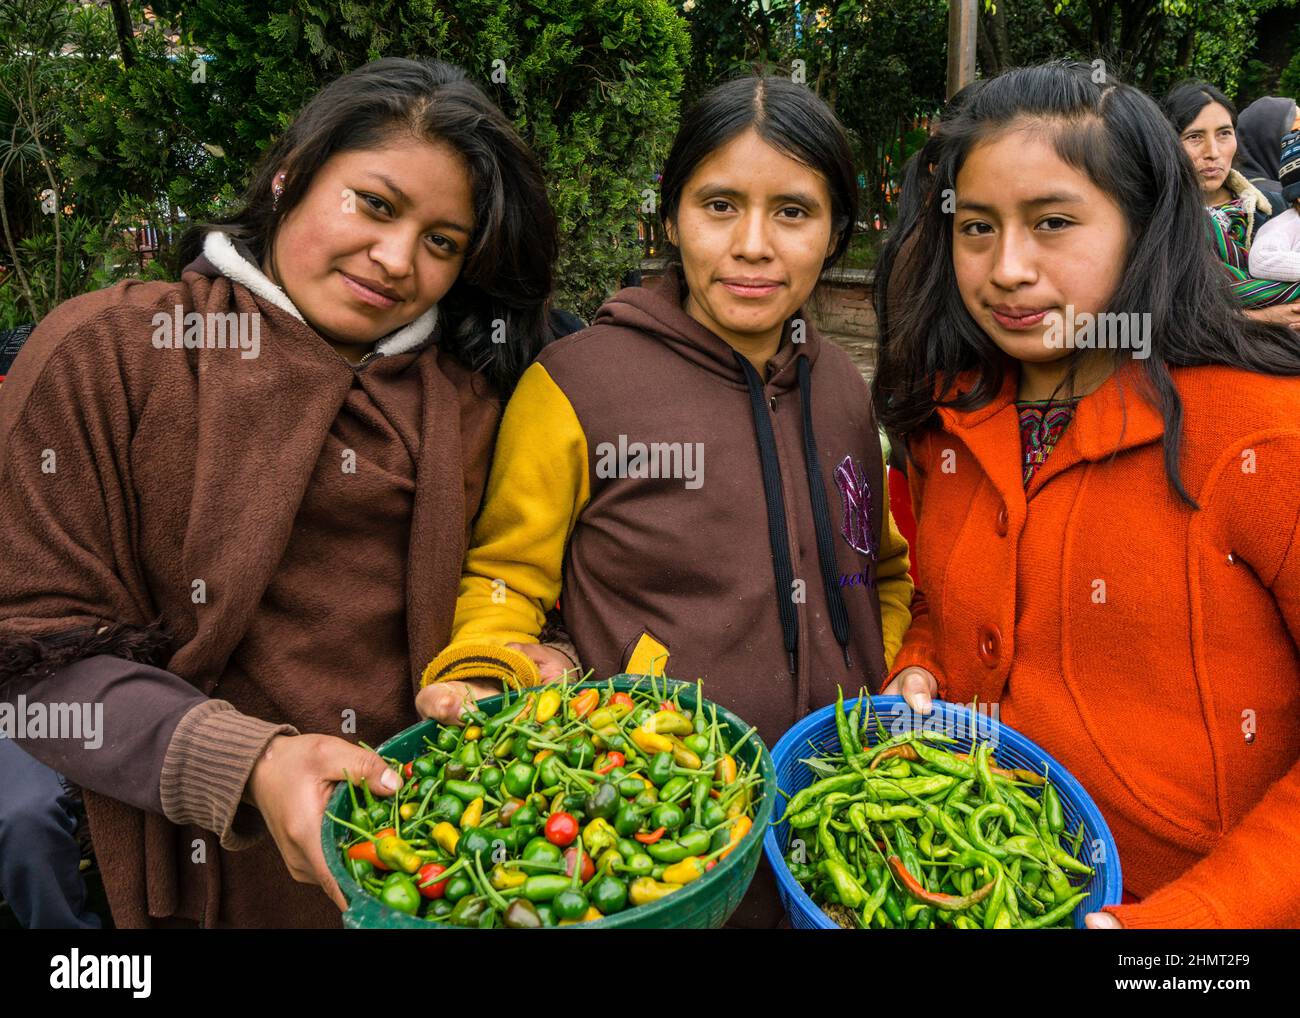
[566, 736, 596, 770]
[659, 776, 691, 802]
[701, 800, 728, 828]
[645, 839, 691, 863]
[591, 874, 629, 914]
[651, 802, 684, 832]
[435, 727, 459, 753]
[780, 773, 862, 821]
[459, 741, 482, 768]
[820, 857, 866, 909]
[379, 872, 421, 915]
[965, 803, 1016, 859]
[503, 761, 535, 799]
[1043, 783, 1065, 834]
[647, 752, 675, 787]
[585, 781, 620, 821]
[448, 895, 490, 926]
[484, 697, 530, 737]
[614, 800, 643, 837]
[617, 777, 645, 798]
[444, 779, 486, 803]
[522, 874, 570, 902]
[1019, 891, 1087, 928]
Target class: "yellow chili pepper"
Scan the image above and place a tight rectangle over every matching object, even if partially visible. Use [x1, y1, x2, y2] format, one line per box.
[536, 689, 562, 725]
[596, 847, 622, 873]
[522, 693, 537, 720]
[460, 796, 484, 829]
[582, 817, 618, 856]
[432, 822, 459, 854]
[588, 707, 617, 730]
[631, 728, 673, 756]
[628, 877, 683, 906]
[725, 784, 751, 819]
[668, 737, 701, 770]
[719, 815, 752, 860]
[399, 803, 418, 821]
[493, 737, 514, 760]
[533, 749, 553, 764]
[662, 857, 708, 885]
[490, 864, 527, 891]
[715, 754, 738, 785]
[642, 710, 693, 736]
[463, 725, 483, 742]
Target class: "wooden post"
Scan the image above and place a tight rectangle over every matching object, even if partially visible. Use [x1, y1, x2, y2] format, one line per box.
[946, 0, 978, 99]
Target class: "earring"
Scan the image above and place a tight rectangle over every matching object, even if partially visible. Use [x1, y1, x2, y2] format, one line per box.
[272, 179, 285, 212]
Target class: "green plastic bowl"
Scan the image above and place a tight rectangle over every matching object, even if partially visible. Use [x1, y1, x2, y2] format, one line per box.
[323, 675, 775, 929]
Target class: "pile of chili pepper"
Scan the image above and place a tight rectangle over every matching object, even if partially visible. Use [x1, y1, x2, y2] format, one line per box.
[778, 690, 1096, 929]
[329, 677, 761, 928]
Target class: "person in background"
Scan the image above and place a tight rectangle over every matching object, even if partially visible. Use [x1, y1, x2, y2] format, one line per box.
[1163, 82, 1300, 320]
[1236, 95, 1300, 193]
[1248, 131, 1300, 282]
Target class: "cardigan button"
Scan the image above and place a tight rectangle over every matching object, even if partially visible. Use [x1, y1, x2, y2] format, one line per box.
[995, 506, 1008, 537]
[977, 624, 1002, 668]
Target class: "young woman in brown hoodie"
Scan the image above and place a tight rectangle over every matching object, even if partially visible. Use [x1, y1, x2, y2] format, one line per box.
[0, 58, 560, 927]
[418, 76, 915, 926]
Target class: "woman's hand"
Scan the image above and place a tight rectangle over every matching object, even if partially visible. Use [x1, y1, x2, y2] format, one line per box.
[880, 666, 938, 714]
[507, 641, 578, 681]
[1244, 303, 1300, 330]
[1085, 912, 1123, 928]
[246, 733, 401, 911]
[415, 679, 502, 725]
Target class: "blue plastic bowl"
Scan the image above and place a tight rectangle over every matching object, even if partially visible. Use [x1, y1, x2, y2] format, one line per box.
[764, 695, 1123, 929]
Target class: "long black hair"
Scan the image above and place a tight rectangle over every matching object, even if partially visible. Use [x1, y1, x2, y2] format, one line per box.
[1161, 80, 1237, 134]
[871, 61, 1300, 507]
[658, 75, 858, 272]
[179, 57, 557, 392]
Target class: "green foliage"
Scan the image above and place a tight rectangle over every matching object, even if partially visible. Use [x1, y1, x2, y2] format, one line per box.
[143, 0, 690, 315]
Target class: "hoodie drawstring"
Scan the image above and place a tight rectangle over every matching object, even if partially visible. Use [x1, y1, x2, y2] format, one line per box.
[733, 351, 855, 691]
[797, 357, 853, 668]
[734, 352, 799, 676]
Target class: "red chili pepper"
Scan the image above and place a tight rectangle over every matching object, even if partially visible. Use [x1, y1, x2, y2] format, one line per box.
[887, 855, 996, 910]
[545, 812, 579, 847]
[634, 826, 667, 845]
[564, 845, 595, 882]
[571, 688, 600, 719]
[595, 751, 626, 776]
[416, 862, 449, 899]
[609, 692, 635, 712]
[347, 827, 396, 871]
[660, 701, 676, 712]
[403, 761, 415, 780]
[705, 860, 717, 872]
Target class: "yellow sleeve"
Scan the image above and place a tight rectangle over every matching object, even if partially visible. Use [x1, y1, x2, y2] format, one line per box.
[875, 449, 913, 669]
[446, 362, 590, 649]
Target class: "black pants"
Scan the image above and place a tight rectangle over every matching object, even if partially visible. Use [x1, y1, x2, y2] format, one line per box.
[0, 738, 101, 929]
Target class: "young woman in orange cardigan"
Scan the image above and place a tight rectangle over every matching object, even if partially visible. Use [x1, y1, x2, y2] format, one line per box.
[873, 62, 1300, 929]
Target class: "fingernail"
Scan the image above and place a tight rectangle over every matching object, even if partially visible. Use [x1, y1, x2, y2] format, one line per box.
[917, 693, 932, 714]
[381, 768, 399, 791]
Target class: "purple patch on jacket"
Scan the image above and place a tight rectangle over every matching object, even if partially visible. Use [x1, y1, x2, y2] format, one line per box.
[835, 455, 877, 560]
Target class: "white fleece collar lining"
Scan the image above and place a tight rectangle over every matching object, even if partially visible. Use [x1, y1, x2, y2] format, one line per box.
[202, 230, 439, 358]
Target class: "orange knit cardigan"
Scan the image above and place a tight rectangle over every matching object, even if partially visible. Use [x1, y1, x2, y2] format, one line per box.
[888, 361, 1300, 928]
